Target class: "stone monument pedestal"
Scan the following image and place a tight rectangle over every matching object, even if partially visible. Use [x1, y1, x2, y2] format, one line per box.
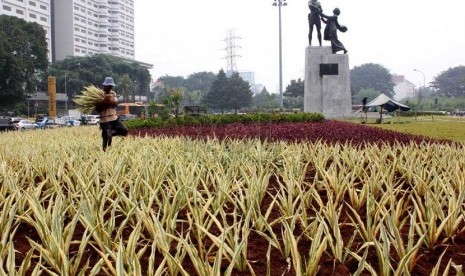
[304, 46, 352, 118]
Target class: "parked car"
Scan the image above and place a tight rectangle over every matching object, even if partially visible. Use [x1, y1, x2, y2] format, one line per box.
[14, 120, 38, 130]
[57, 116, 81, 127]
[10, 117, 23, 124]
[83, 115, 100, 125]
[0, 116, 15, 131]
[36, 118, 60, 129]
[34, 114, 48, 123]
[118, 114, 137, 121]
[46, 118, 60, 129]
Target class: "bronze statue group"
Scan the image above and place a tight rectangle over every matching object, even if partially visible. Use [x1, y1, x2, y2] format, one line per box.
[308, 0, 348, 54]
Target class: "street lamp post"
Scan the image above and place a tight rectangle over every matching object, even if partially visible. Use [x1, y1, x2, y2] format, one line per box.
[273, 0, 287, 112]
[413, 68, 425, 104]
[64, 63, 80, 110]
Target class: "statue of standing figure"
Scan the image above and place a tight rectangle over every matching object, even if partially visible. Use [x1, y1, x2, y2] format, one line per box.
[321, 8, 348, 54]
[308, 0, 323, 46]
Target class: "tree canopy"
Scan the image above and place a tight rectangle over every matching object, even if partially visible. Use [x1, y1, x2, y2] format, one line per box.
[350, 63, 395, 99]
[47, 54, 151, 102]
[227, 72, 253, 112]
[117, 74, 134, 102]
[202, 70, 229, 112]
[202, 70, 252, 113]
[283, 78, 304, 109]
[431, 66, 465, 97]
[155, 72, 216, 105]
[184, 72, 217, 92]
[284, 78, 304, 98]
[253, 87, 278, 109]
[0, 15, 48, 108]
[352, 88, 381, 106]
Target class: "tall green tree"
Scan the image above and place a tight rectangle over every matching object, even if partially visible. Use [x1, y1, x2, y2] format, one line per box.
[350, 63, 395, 99]
[352, 88, 381, 106]
[227, 72, 253, 113]
[184, 72, 216, 92]
[0, 15, 48, 108]
[157, 75, 185, 89]
[431, 66, 465, 97]
[284, 78, 304, 98]
[203, 69, 229, 113]
[154, 72, 216, 105]
[117, 74, 134, 102]
[47, 54, 151, 104]
[184, 72, 216, 105]
[253, 87, 279, 109]
[283, 78, 304, 109]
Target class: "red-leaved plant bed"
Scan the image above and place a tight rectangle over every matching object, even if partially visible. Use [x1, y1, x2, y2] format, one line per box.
[129, 120, 453, 146]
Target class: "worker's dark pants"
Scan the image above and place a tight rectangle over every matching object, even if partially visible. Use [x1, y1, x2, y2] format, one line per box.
[100, 119, 128, 151]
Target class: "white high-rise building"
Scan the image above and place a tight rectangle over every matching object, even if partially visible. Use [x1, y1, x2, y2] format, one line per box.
[0, 0, 52, 59]
[52, 0, 135, 62]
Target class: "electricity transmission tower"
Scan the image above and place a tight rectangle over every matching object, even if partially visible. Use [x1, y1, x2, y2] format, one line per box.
[224, 29, 241, 75]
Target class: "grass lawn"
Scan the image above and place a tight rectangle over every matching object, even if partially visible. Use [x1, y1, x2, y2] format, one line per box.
[347, 115, 465, 142]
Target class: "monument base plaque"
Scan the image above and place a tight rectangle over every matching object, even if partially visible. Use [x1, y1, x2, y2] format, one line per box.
[304, 46, 352, 118]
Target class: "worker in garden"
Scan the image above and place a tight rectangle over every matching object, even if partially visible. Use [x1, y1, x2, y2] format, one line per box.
[96, 77, 128, 151]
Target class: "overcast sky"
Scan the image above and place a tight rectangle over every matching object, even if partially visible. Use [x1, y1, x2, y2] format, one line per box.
[134, 0, 465, 93]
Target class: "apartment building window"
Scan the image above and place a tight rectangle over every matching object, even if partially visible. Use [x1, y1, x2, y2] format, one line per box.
[17, 0, 24, 2]
[40, 16, 47, 22]
[29, 13, 36, 18]
[40, 4, 47, 10]
[3, 5, 11, 11]
[16, 9, 24, 15]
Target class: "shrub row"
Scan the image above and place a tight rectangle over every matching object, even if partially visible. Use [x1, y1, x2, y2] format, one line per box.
[124, 112, 325, 129]
[129, 120, 455, 147]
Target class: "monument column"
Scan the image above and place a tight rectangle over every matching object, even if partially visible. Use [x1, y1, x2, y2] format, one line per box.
[304, 46, 352, 118]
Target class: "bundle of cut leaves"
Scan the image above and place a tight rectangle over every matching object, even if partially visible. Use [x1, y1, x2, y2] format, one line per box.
[74, 85, 104, 114]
